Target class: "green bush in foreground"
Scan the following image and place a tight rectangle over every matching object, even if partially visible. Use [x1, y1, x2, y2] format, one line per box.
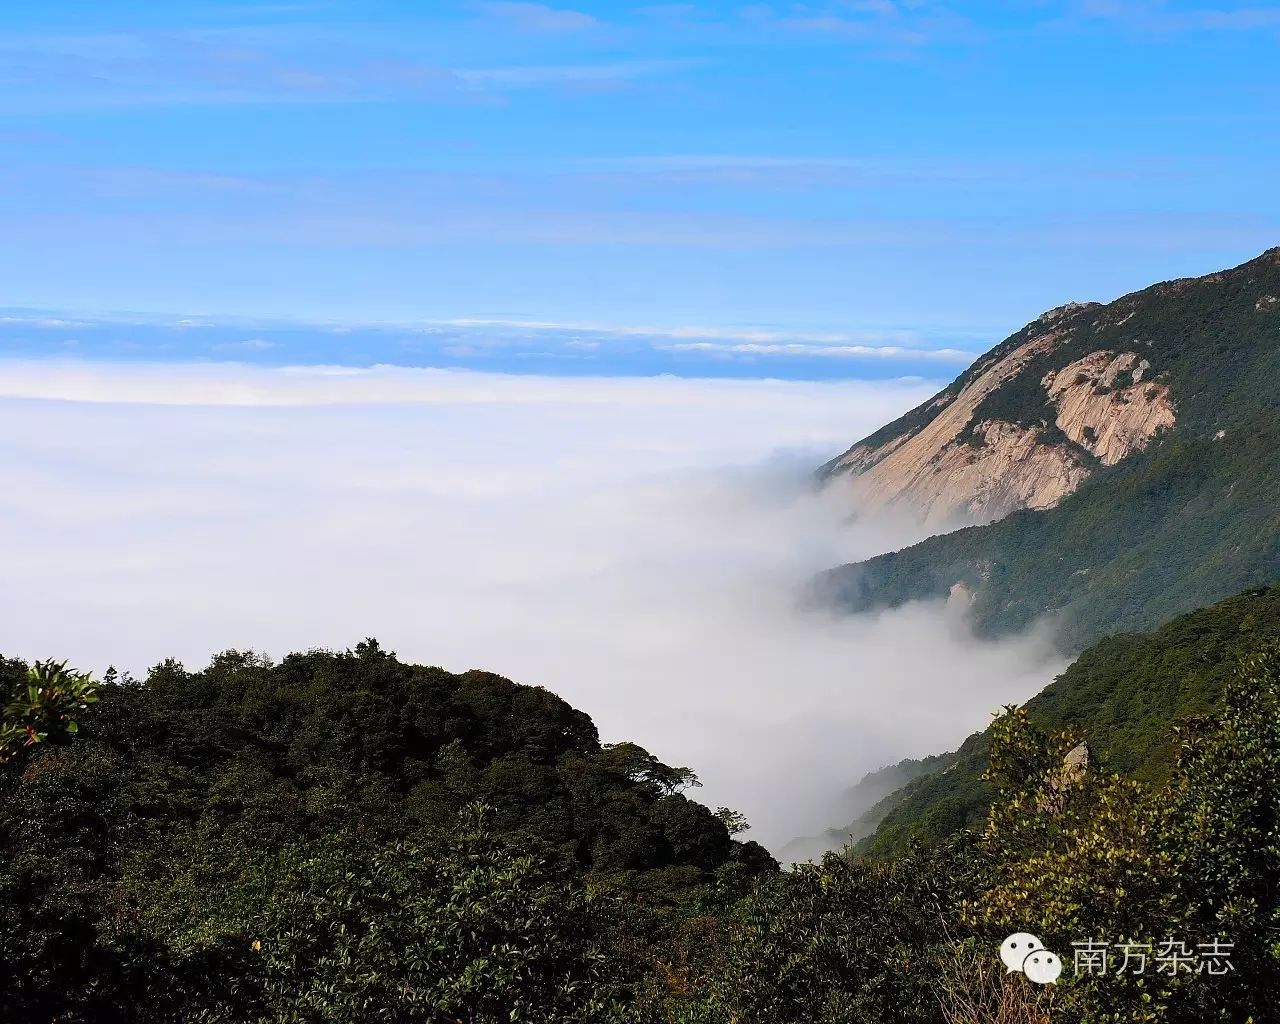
[174, 806, 633, 1024]
[682, 645, 1280, 1024]
[2, 634, 1278, 1022]
[0, 659, 98, 763]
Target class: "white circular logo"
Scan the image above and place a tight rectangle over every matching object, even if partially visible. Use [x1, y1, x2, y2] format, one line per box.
[1022, 949, 1063, 985]
[999, 932, 1043, 974]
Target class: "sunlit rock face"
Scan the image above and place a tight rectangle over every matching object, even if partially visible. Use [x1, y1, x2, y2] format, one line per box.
[825, 303, 1176, 530]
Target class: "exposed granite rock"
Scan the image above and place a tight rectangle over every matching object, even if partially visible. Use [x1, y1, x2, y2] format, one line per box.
[829, 327, 1087, 527]
[1043, 351, 1175, 466]
[827, 316, 1176, 526]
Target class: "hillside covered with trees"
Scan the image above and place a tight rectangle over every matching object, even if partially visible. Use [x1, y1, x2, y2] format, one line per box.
[4, 616, 1280, 1023]
[820, 247, 1280, 651]
[856, 584, 1280, 857]
[0, 643, 771, 1022]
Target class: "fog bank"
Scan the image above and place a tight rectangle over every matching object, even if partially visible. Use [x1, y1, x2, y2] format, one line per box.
[0, 361, 1064, 848]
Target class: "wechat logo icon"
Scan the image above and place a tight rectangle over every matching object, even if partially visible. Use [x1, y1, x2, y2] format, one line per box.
[1000, 932, 1062, 985]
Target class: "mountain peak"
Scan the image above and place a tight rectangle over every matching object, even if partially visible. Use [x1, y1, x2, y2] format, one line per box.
[1031, 300, 1100, 328]
[823, 248, 1279, 529]
[820, 247, 1280, 649]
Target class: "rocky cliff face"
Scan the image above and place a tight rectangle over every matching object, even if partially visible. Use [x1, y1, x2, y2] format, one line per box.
[1043, 351, 1174, 466]
[825, 301, 1177, 528]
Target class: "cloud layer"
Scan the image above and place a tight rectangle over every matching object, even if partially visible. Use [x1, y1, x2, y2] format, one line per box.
[0, 312, 980, 381]
[0, 362, 1064, 848]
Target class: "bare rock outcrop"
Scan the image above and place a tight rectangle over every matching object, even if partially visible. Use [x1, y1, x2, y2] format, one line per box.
[1038, 742, 1092, 814]
[828, 324, 1176, 527]
[1043, 351, 1175, 465]
[829, 328, 1081, 527]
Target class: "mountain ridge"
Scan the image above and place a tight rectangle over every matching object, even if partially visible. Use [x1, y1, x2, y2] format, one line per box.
[818, 245, 1280, 650]
[824, 247, 1280, 529]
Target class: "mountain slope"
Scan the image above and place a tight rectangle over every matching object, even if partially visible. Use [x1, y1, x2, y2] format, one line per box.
[777, 754, 945, 862]
[820, 246, 1280, 649]
[821, 301, 1169, 528]
[857, 585, 1280, 854]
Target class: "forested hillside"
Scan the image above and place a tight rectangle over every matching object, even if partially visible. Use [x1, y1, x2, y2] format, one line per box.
[0, 642, 771, 1022]
[779, 753, 946, 863]
[821, 247, 1280, 650]
[859, 585, 1280, 855]
[4, 618, 1280, 1022]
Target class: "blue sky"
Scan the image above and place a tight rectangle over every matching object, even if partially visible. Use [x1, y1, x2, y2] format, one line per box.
[1, 0, 1278, 377]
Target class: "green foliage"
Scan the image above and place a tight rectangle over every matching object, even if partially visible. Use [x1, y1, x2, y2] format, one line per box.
[860, 585, 1280, 855]
[176, 805, 633, 1024]
[698, 640, 1280, 1024]
[0, 641, 771, 1022]
[971, 708, 1175, 969]
[0, 659, 98, 762]
[682, 841, 979, 1024]
[3, 618, 1279, 1023]
[957, 646, 1280, 1023]
[713, 807, 750, 836]
[1164, 645, 1280, 1022]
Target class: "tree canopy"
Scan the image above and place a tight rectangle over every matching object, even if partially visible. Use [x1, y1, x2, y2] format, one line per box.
[3, 617, 1278, 1022]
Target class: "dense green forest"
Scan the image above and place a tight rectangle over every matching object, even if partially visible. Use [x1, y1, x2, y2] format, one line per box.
[858, 584, 1280, 857]
[0, 642, 772, 1022]
[821, 247, 1280, 650]
[4, 615, 1280, 1023]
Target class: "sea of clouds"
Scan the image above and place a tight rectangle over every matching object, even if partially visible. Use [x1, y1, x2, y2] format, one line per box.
[0, 361, 1064, 850]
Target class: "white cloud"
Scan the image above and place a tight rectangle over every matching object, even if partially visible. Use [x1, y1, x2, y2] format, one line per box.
[0, 26, 683, 113]
[737, 1, 978, 48]
[0, 308, 996, 367]
[0, 359, 932, 407]
[433, 316, 974, 350]
[0, 361, 1062, 848]
[213, 337, 278, 352]
[0, 315, 88, 328]
[454, 59, 687, 90]
[1051, 1, 1280, 33]
[663, 341, 975, 361]
[477, 2, 601, 32]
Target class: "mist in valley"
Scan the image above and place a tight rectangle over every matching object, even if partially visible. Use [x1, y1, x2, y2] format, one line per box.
[0, 360, 1066, 851]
